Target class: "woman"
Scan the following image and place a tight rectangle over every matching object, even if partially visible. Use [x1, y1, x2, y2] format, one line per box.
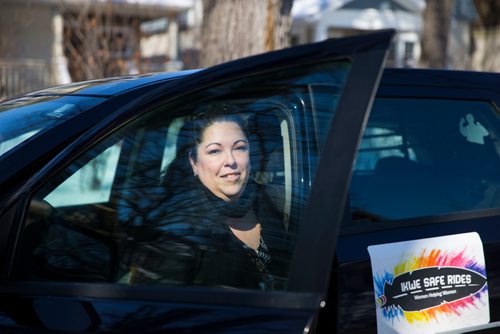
[132, 105, 285, 290]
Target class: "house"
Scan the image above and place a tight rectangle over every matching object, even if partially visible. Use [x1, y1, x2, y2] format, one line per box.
[0, 0, 195, 100]
[291, 0, 425, 67]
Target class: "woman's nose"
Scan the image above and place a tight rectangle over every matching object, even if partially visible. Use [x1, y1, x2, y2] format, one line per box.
[223, 151, 236, 166]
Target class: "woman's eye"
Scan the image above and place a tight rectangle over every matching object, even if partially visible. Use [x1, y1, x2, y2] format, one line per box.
[234, 145, 248, 152]
[207, 149, 221, 155]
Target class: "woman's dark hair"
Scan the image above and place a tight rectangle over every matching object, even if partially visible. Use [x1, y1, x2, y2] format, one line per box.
[161, 103, 249, 197]
[188, 104, 248, 162]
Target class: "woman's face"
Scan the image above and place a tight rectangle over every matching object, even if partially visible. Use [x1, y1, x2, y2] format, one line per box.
[189, 121, 250, 202]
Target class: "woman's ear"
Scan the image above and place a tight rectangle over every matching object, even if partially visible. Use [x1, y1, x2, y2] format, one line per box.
[189, 152, 198, 176]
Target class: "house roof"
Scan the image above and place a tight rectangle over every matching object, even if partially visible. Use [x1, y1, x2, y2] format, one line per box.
[331, 0, 424, 12]
[292, 0, 424, 41]
[291, 0, 329, 18]
[292, 0, 425, 19]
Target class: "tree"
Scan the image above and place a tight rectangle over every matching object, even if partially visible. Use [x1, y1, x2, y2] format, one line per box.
[419, 0, 455, 68]
[472, 0, 500, 72]
[199, 0, 294, 67]
[61, 1, 141, 82]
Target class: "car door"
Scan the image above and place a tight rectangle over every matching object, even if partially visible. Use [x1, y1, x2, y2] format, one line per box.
[0, 30, 394, 333]
[341, 70, 500, 333]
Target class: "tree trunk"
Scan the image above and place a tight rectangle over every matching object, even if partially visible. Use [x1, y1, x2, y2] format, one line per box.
[199, 0, 294, 67]
[419, 0, 455, 68]
[472, 0, 500, 72]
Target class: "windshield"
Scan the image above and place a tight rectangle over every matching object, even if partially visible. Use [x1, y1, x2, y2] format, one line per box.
[0, 95, 105, 158]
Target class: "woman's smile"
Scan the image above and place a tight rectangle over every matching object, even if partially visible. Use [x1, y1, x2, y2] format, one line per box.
[221, 172, 241, 180]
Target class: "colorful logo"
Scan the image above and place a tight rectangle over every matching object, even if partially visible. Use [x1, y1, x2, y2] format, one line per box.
[374, 248, 488, 323]
[377, 266, 486, 312]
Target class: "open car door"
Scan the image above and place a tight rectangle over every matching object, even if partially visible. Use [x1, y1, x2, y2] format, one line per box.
[1, 30, 394, 333]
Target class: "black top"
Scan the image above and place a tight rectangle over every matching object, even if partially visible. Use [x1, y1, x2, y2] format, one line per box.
[130, 180, 290, 290]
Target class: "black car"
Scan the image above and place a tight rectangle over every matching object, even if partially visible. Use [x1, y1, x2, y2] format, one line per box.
[0, 29, 498, 333]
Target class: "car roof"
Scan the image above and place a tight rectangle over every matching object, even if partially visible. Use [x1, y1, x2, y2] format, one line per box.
[25, 70, 200, 98]
[23, 67, 498, 99]
[380, 68, 499, 92]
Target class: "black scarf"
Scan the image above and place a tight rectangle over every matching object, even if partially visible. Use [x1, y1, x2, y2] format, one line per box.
[199, 180, 257, 219]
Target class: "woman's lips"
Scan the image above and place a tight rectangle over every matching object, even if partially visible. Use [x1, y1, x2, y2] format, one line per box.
[221, 172, 241, 181]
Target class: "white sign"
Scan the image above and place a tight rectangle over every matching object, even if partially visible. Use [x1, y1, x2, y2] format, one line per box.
[368, 232, 489, 333]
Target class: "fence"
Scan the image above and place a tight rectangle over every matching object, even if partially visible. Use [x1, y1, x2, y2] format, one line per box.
[0, 59, 53, 101]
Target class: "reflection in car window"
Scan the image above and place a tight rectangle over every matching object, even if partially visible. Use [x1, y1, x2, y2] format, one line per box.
[350, 98, 500, 222]
[45, 143, 122, 207]
[0, 95, 104, 158]
[0, 130, 39, 156]
[14, 61, 351, 291]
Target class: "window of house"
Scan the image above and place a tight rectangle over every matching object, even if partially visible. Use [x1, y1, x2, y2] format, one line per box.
[403, 41, 415, 67]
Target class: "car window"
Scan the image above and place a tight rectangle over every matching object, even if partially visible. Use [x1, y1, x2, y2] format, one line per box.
[350, 98, 500, 222]
[45, 143, 122, 207]
[13, 61, 351, 291]
[0, 96, 105, 158]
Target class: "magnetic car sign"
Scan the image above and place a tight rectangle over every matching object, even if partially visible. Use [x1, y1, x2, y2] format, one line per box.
[368, 232, 489, 333]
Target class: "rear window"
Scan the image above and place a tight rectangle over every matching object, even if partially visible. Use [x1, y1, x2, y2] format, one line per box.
[350, 98, 500, 222]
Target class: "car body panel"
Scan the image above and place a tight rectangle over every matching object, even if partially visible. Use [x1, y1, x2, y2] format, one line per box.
[334, 68, 500, 333]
